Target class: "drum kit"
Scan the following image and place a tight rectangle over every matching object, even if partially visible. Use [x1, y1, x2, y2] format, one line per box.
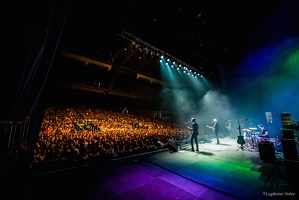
[242, 127, 261, 150]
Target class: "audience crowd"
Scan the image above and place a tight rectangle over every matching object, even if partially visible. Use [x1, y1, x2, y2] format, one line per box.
[31, 106, 190, 171]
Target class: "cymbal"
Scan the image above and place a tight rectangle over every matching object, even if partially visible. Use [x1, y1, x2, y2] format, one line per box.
[242, 128, 251, 132]
[249, 128, 257, 130]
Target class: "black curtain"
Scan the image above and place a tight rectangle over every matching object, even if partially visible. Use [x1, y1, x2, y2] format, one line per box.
[1, 1, 69, 164]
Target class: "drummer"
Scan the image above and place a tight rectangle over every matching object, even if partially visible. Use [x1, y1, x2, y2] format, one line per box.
[258, 124, 270, 141]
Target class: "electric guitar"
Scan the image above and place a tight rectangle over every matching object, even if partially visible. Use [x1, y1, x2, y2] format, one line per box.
[184, 122, 203, 138]
[237, 135, 245, 145]
[206, 125, 214, 131]
[225, 125, 231, 131]
[183, 121, 190, 128]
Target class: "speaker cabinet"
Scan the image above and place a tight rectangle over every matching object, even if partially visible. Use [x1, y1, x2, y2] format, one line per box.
[281, 128, 299, 161]
[282, 129, 296, 139]
[258, 141, 276, 163]
[281, 139, 299, 161]
[284, 160, 299, 183]
[168, 142, 178, 152]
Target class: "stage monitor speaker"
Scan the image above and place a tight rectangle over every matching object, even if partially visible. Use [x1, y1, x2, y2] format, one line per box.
[168, 142, 178, 152]
[258, 141, 276, 163]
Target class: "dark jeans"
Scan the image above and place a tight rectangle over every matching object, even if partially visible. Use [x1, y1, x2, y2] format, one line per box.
[191, 134, 199, 151]
[215, 132, 220, 144]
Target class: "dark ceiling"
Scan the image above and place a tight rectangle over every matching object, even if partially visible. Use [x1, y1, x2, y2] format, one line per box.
[59, 0, 299, 81]
[1, 0, 299, 122]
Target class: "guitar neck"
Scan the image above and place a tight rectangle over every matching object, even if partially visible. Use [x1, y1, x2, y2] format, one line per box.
[206, 125, 214, 130]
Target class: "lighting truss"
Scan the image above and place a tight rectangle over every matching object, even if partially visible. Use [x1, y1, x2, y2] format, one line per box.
[119, 30, 206, 78]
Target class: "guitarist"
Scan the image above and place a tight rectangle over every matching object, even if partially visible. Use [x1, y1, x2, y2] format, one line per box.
[185, 118, 199, 152]
[207, 119, 220, 145]
[212, 119, 220, 145]
[225, 120, 233, 139]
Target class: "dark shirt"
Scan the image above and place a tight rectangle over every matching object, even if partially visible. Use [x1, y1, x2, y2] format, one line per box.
[260, 128, 269, 139]
[213, 122, 219, 133]
[191, 122, 199, 135]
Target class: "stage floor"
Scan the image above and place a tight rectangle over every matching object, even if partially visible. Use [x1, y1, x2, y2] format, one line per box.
[18, 138, 299, 199]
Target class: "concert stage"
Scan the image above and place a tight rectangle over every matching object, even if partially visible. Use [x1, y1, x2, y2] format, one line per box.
[22, 138, 298, 199]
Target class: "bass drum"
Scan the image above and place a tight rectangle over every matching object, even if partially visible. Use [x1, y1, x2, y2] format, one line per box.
[243, 131, 251, 139]
[244, 136, 252, 147]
